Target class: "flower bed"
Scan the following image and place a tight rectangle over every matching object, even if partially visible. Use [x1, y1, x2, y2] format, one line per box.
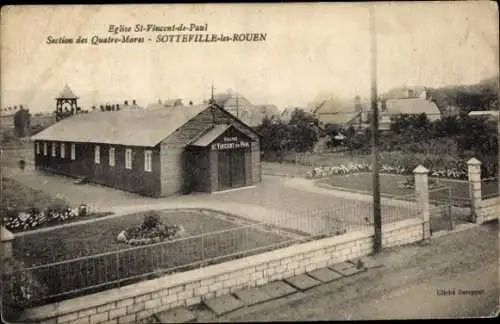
[116, 211, 187, 246]
[3, 204, 111, 233]
[305, 162, 468, 180]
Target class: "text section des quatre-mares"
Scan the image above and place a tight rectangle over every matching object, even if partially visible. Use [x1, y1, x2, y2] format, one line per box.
[46, 24, 268, 46]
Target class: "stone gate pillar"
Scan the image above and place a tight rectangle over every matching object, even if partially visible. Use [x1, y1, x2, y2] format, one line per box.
[414, 165, 430, 241]
[467, 158, 483, 224]
[1, 226, 14, 275]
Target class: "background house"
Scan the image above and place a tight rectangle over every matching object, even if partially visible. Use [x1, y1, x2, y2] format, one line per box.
[468, 110, 499, 122]
[212, 89, 280, 127]
[369, 97, 442, 131]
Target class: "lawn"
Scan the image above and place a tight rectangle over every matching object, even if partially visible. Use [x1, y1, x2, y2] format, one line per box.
[12, 209, 290, 305]
[1, 177, 113, 232]
[1, 177, 67, 212]
[316, 172, 499, 205]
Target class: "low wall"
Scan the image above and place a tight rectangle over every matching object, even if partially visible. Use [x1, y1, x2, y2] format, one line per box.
[20, 218, 423, 324]
[478, 197, 499, 223]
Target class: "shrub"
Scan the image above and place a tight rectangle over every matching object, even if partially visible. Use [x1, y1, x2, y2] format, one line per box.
[2, 259, 48, 319]
[143, 211, 162, 229]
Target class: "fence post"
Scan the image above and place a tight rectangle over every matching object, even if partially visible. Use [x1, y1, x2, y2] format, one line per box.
[413, 165, 430, 241]
[467, 158, 483, 224]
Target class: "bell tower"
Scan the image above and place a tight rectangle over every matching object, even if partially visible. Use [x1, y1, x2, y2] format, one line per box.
[55, 84, 79, 121]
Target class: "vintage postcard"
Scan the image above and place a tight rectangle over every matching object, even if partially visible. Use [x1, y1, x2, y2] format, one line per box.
[1, 2, 498, 322]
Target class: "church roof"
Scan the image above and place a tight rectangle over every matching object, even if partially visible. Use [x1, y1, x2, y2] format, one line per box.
[32, 103, 211, 147]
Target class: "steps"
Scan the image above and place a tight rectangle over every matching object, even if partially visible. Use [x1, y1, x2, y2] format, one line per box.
[148, 257, 385, 323]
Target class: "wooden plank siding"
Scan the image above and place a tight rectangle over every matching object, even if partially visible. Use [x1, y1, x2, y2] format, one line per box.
[159, 105, 260, 197]
[33, 140, 161, 197]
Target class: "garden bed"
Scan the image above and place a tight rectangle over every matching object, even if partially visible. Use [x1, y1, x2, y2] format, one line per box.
[10, 209, 291, 308]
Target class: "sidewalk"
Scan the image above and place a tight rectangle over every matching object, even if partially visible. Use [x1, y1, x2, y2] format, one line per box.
[174, 221, 498, 321]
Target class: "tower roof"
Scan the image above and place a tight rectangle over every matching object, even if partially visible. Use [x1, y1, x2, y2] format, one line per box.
[56, 84, 78, 100]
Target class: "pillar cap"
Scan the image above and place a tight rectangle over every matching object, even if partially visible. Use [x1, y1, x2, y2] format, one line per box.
[413, 165, 429, 174]
[467, 158, 481, 166]
[1, 226, 14, 242]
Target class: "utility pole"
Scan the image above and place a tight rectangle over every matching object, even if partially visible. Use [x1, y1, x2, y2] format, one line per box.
[370, 5, 382, 254]
[210, 83, 215, 103]
[209, 83, 216, 125]
[235, 93, 240, 118]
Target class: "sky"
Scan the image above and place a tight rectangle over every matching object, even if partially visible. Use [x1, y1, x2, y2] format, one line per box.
[1, 2, 498, 113]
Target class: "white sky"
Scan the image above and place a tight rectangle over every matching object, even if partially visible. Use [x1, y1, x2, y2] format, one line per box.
[1, 2, 498, 112]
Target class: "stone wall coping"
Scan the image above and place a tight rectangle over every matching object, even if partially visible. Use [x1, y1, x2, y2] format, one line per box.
[467, 158, 481, 166]
[21, 230, 373, 321]
[381, 217, 423, 232]
[413, 165, 429, 174]
[479, 196, 500, 207]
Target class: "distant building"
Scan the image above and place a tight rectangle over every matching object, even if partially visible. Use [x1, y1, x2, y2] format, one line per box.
[146, 99, 184, 110]
[382, 86, 428, 100]
[0, 113, 15, 130]
[31, 102, 261, 197]
[280, 107, 300, 123]
[32, 113, 56, 129]
[376, 98, 442, 131]
[212, 90, 279, 127]
[468, 110, 499, 122]
[308, 98, 365, 130]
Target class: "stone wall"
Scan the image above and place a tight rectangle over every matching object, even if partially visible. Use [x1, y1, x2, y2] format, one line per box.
[477, 196, 499, 223]
[20, 218, 424, 324]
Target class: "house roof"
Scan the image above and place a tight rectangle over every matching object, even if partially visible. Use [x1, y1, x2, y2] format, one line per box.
[385, 98, 440, 116]
[189, 124, 232, 147]
[31, 103, 211, 147]
[56, 85, 78, 100]
[318, 112, 361, 125]
[313, 98, 354, 115]
[468, 110, 499, 118]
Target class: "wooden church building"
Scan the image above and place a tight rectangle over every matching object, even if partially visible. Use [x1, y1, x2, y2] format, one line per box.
[32, 88, 262, 197]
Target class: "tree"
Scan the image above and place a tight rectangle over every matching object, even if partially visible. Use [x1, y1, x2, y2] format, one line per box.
[288, 109, 319, 152]
[13, 107, 31, 137]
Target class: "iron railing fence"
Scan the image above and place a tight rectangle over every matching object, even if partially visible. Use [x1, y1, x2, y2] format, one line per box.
[5, 203, 370, 305]
[428, 186, 474, 232]
[5, 199, 420, 308]
[481, 177, 499, 200]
